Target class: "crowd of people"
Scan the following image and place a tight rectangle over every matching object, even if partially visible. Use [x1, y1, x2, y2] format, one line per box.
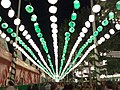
[5, 80, 120, 90]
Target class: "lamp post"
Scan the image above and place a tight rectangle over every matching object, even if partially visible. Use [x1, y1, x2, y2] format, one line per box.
[90, 0, 101, 88]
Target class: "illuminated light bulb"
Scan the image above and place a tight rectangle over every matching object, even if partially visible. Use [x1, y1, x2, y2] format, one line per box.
[6, 37, 10, 42]
[65, 32, 70, 37]
[31, 14, 37, 22]
[50, 15, 57, 22]
[14, 18, 21, 25]
[52, 33, 57, 38]
[104, 34, 110, 39]
[115, 24, 120, 30]
[97, 26, 103, 32]
[8, 9, 15, 18]
[82, 27, 88, 33]
[1, 33, 6, 38]
[19, 25, 25, 31]
[25, 5, 34, 13]
[79, 32, 85, 38]
[1, 0, 11, 9]
[92, 4, 101, 13]
[73, 0, 80, 9]
[22, 30, 28, 36]
[109, 29, 115, 35]
[78, 36, 82, 41]
[85, 21, 91, 28]
[51, 23, 58, 29]
[48, 0, 58, 4]
[25, 34, 31, 40]
[89, 15, 95, 22]
[49, 6, 57, 14]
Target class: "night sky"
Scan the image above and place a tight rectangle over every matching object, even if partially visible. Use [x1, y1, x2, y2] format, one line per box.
[0, 0, 90, 66]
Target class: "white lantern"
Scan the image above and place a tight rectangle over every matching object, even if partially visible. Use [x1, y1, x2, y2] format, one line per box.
[50, 15, 57, 22]
[1, 0, 11, 9]
[8, 9, 15, 18]
[14, 18, 21, 25]
[6, 37, 10, 42]
[104, 34, 110, 39]
[109, 29, 115, 35]
[48, 0, 58, 4]
[22, 30, 28, 36]
[89, 15, 95, 22]
[49, 6, 57, 14]
[1, 33, 6, 38]
[52, 28, 58, 34]
[25, 34, 31, 40]
[51, 23, 58, 29]
[85, 21, 91, 28]
[79, 32, 85, 38]
[92, 4, 101, 13]
[115, 24, 120, 30]
[19, 25, 25, 31]
[82, 27, 88, 33]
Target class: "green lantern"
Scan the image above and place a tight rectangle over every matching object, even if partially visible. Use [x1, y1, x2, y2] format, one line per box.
[116, 1, 120, 10]
[87, 38, 92, 43]
[73, 0, 80, 9]
[25, 5, 34, 13]
[65, 37, 70, 41]
[37, 33, 43, 38]
[31, 14, 37, 22]
[16, 36, 21, 41]
[97, 26, 103, 32]
[93, 31, 99, 37]
[69, 21, 76, 27]
[69, 27, 75, 33]
[109, 12, 114, 20]
[35, 28, 41, 33]
[1, 23, 8, 29]
[71, 12, 77, 20]
[7, 28, 13, 33]
[11, 32, 17, 37]
[102, 19, 109, 26]
[65, 32, 70, 37]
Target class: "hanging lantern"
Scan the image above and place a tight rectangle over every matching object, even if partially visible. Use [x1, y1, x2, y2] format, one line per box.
[8, 9, 15, 18]
[7, 28, 13, 33]
[109, 12, 114, 20]
[65, 32, 70, 37]
[25, 5, 34, 13]
[97, 26, 103, 32]
[1, 0, 11, 9]
[102, 19, 109, 26]
[11, 32, 17, 37]
[1, 23, 8, 29]
[69, 21, 76, 27]
[73, 0, 80, 9]
[69, 27, 75, 33]
[71, 12, 77, 20]
[116, 1, 120, 10]
[31, 14, 37, 22]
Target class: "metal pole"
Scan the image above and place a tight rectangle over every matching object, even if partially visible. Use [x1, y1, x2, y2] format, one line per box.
[90, 0, 101, 87]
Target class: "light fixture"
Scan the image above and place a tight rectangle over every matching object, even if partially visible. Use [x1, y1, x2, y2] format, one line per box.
[1, 33, 6, 38]
[49, 6, 57, 14]
[22, 30, 28, 36]
[25, 34, 31, 40]
[115, 24, 120, 30]
[82, 27, 88, 33]
[6, 37, 10, 42]
[104, 34, 110, 39]
[109, 29, 115, 35]
[85, 21, 91, 28]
